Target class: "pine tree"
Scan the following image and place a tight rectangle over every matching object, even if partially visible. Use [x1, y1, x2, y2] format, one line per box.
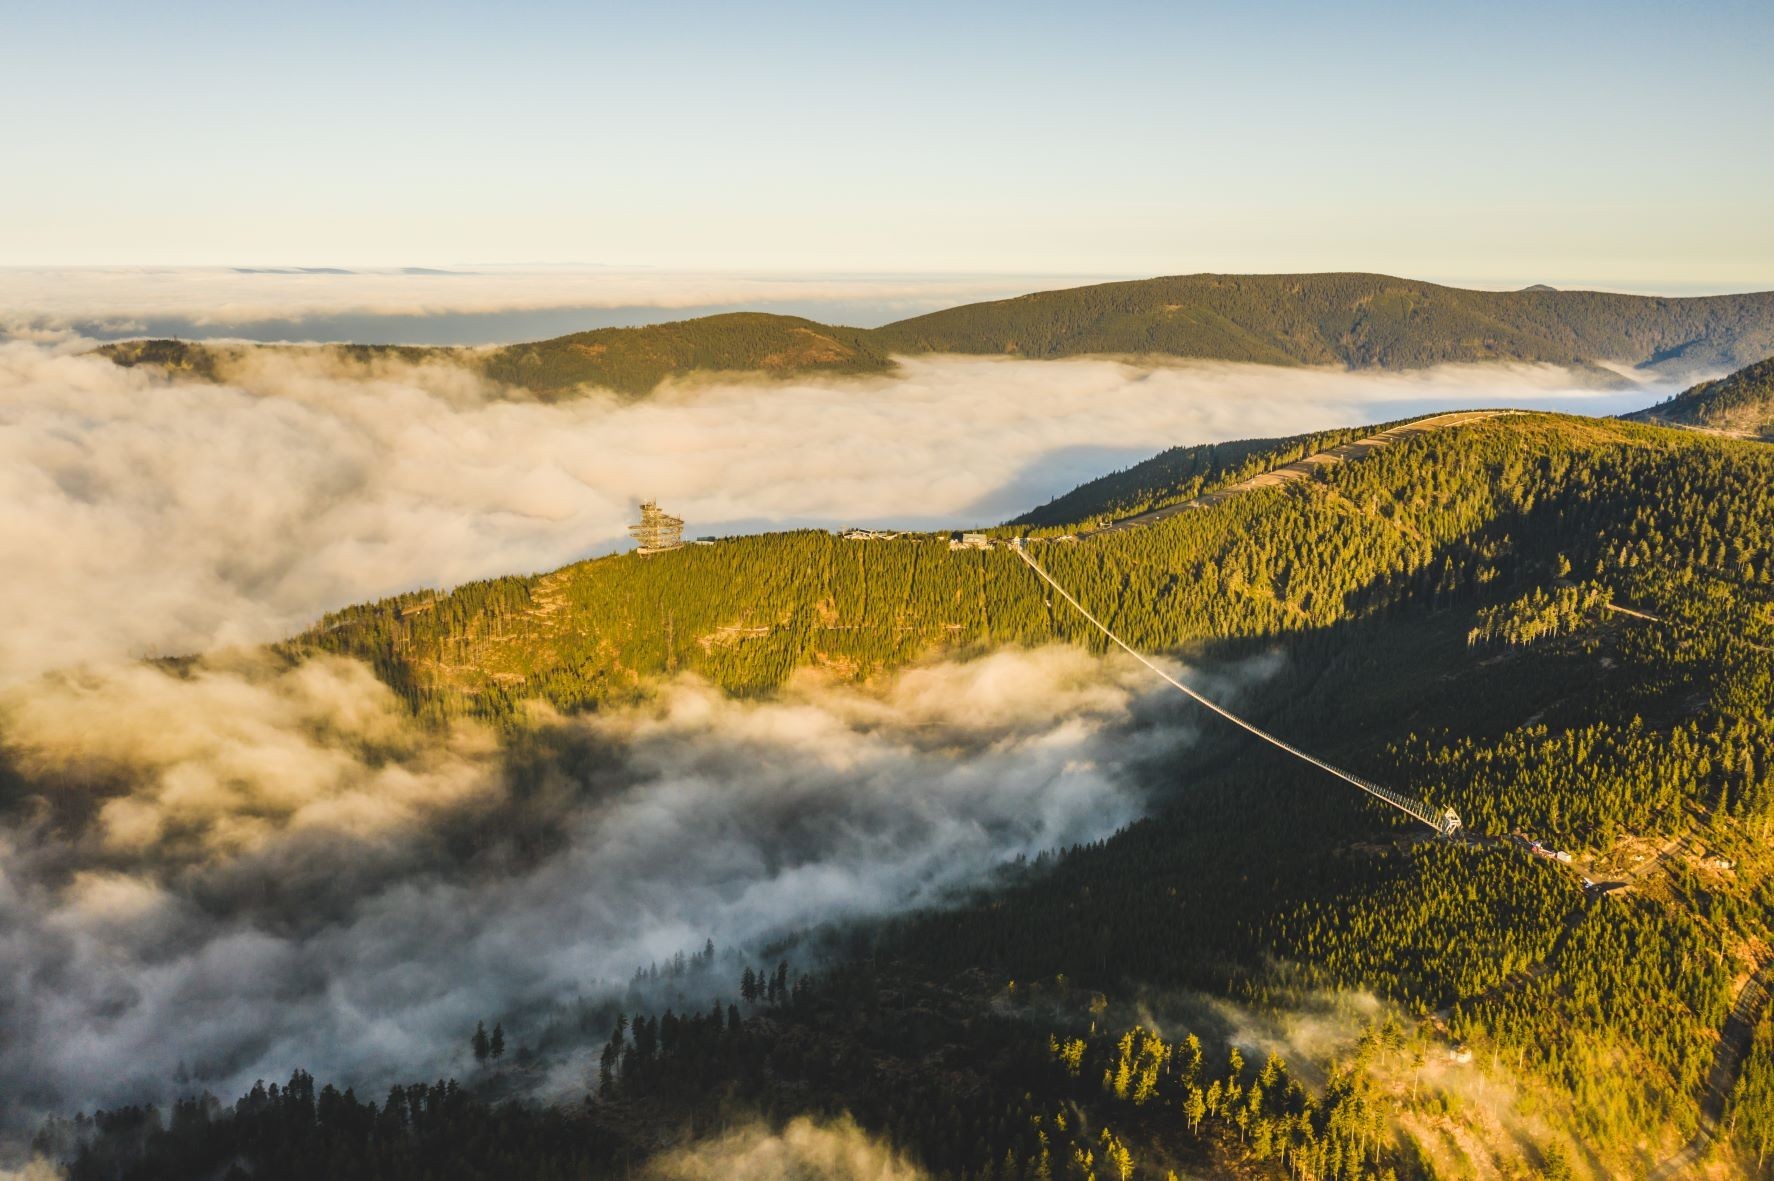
[471, 1021, 489, 1062]
[1184, 1086, 1206, 1134]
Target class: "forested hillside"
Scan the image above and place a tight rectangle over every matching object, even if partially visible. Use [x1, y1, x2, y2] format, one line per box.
[1009, 427, 1381, 529]
[99, 312, 895, 398]
[870, 274, 1774, 377]
[1630, 354, 1774, 439]
[474, 312, 894, 395]
[98, 274, 1774, 395]
[303, 413, 1773, 728]
[55, 412, 1774, 1178]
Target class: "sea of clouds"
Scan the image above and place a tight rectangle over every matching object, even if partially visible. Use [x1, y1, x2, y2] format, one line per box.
[0, 266, 1093, 344]
[0, 315, 1685, 1156]
[0, 340, 1670, 683]
[0, 645, 1179, 1138]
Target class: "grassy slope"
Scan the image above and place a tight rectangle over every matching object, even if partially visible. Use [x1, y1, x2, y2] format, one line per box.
[1629, 354, 1774, 439]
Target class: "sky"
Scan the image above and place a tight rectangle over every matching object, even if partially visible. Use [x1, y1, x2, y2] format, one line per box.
[4, 0, 1772, 290]
[3, 1, 1768, 1148]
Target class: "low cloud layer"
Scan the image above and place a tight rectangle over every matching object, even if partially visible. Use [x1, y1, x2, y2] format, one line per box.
[0, 644, 1179, 1136]
[647, 1116, 926, 1181]
[0, 321, 1683, 1153]
[0, 267, 1087, 343]
[0, 340, 1672, 686]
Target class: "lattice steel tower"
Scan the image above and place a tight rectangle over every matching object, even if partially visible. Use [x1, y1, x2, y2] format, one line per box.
[629, 500, 685, 554]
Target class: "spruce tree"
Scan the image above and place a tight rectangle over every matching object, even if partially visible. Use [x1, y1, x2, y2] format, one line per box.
[471, 1021, 489, 1062]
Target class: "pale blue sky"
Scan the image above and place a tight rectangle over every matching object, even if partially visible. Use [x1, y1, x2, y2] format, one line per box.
[4, 0, 1771, 289]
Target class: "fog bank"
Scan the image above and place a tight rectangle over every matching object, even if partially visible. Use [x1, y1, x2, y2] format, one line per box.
[0, 323, 1677, 1147]
[647, 1116, 926, 1181]
[0, 341, 1672, 686]
[0, 644, 1199, 1135]
[0, 267, 1090, 344]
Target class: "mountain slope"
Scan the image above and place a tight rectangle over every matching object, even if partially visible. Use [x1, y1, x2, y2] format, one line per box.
[1629, 354, 1774, 439]
[871, 273, 1774, 377]
[50, 412, 1774, 1178]
[1009, 423, 1398, 529]
[287, 412, 1772, 1176]
[303, 412, 1773, 731]
[99, 312, 896, 398]
[98, 273, 1774, 396]
[475, 311, 894, 395]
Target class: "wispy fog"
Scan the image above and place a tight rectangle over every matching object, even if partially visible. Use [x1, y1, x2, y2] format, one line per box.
[0, 267, 1095, 344]
[646, 1116, 926, 1180]
[0, 645, 1178, 1134]
[0, 322, 1684, 1147]
[0, 341, 1674, 685]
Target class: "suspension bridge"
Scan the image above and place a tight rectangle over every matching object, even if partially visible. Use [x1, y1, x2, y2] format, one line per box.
[1009, 539, 1463, 838]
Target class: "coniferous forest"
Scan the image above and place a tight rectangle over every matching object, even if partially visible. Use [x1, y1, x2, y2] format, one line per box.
[97, 273, 1774, 397]
[29, 405, 1774, 1179]
[14, 0, 1774, 1172]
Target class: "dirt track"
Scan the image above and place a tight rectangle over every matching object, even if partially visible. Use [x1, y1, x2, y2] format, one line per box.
[1649, 958, 1774, 1178]
[1604, 602, 1773, 655]
[1083, 410, 1519, 536]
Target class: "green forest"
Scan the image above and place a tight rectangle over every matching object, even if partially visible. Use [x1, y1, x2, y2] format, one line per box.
[47, 405, 1774, 1178]
[98, 312, 895, 399]
[474, 312, 895, 396]
[1632, 355, 1774, 439]
[870, 274, 1774, 377]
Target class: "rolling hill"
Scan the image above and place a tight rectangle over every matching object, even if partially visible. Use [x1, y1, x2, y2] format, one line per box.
[1629, 354, 1774, 439]
[300, 412, 1773, 724]
[870, 273, 1774, 377]
[99, 312, 895, 398]
[98, 273, 1774, 396]
[473, 311, 895, 396]
[46, 411, 1774, 1178]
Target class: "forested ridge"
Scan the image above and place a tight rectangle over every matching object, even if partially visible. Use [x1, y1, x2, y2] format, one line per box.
[1010, 422, 1399, 529]
[475, 312, 895, 395]
[1630, 355, 1774, 439]
[301, 412, 1772, 729]
[98, 273, 1774, 395]
[98, 312, 895, 398]
[871, 274, 1774, 378]
[52, 411, 1774, 1178]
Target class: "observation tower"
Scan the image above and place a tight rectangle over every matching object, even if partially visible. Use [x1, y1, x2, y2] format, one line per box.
[629, 500, 686, 554]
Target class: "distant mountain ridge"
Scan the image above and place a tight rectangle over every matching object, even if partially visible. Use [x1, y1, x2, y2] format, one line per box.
[98, 312, 894, 398]
[98, 272, 1774, 396]
[868, 273, 1774, 377]
[475, 312, 894, 395]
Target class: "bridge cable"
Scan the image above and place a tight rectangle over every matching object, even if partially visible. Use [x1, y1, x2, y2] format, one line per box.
[1009, 541, 1459, 836]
